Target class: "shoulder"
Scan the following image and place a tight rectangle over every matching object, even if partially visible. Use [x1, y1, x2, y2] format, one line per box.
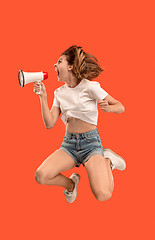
[84, 79, 101, 89]
[54, 84, 66, 94]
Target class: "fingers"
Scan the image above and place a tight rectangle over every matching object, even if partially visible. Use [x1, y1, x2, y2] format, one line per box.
[98, 100, 109, 112]
[33, 82, 47, 97]
[34, 82, 41, 93]
[34, 82, 44, 88]
[99, 99, 108, 103]
[34, 82, 41, 86]
[98, 100, 109, 106]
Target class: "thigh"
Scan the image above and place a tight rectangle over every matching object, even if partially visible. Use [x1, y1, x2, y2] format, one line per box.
[85, 155, 113, 195]
[36, 149, 76, 178]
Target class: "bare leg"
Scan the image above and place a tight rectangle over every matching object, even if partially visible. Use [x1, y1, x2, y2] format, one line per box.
[35, 149, 76, 192]
[104, 158, 114, 191]
[84, 155, 114, 201]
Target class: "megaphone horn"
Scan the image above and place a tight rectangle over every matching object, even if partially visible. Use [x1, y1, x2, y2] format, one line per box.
[18, 70, 48, 87]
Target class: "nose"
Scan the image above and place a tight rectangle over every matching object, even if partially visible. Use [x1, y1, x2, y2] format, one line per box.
[54, 64, 57, 68]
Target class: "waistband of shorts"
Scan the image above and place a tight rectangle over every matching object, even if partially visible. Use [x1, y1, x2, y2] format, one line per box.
[65, 128, 99, 139]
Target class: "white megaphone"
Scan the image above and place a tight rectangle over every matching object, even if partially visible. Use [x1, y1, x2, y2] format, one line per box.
[18, 70, 48, 95]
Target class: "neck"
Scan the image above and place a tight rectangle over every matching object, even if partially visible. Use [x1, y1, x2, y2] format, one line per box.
[66, 76, 80, 88]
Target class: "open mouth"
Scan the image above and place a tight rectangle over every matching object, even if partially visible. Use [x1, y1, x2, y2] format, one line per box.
[56, 69, 59, 76]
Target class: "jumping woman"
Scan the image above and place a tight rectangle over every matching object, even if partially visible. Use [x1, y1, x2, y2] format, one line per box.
[34, 45, 126, 203]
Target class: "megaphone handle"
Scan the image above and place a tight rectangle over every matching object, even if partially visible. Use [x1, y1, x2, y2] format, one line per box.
[35, 80, 41, 95]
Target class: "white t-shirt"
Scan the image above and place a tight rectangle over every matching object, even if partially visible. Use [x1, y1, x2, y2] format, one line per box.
[52, 78, 108, 125]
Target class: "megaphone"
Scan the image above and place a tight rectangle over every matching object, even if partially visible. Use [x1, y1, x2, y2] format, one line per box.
[18, 70, 48, 94]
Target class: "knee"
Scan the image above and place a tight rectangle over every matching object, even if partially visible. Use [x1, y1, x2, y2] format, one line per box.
[95, 190, 112, 201]
[35, 169, 48, 185]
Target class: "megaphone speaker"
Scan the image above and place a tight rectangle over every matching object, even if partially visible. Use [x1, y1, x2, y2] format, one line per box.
[18, 70, 48, 95]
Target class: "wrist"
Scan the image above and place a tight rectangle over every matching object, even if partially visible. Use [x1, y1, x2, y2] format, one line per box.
[39, 94, 47, 100]
[108, 104, 124, 114]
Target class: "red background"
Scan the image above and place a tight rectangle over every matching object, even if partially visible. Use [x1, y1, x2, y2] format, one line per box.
[1, 0, 155, 239]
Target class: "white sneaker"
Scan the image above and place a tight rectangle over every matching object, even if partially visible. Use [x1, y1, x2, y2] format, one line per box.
[64, 173, 80, 203]
[103, 148, 126, 171]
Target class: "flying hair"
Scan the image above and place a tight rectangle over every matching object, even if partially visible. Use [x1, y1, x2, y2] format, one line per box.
[61, 45, 104, 82]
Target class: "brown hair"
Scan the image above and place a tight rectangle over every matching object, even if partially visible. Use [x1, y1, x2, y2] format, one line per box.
[61, 45, 104, 82]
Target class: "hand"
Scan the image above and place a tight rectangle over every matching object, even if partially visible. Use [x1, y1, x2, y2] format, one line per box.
[33, 82, 47, 98]
[98, 99, 111, 112]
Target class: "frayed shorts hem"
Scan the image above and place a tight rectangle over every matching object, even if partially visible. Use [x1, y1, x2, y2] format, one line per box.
[60, 147, 104, 168]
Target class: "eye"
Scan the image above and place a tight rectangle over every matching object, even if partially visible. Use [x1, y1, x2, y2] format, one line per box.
[58, 59, 62, 64]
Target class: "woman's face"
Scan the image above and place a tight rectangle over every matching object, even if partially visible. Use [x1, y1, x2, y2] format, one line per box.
[54, 55, 72, 82]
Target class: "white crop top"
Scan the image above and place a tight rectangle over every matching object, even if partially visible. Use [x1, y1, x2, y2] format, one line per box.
[52, 78, 108, 125]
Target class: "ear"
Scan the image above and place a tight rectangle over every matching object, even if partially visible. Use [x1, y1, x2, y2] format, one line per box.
[68, 65, 73, 71]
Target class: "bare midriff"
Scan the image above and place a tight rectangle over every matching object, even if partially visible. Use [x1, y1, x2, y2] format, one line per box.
[66, 117, 97, 133]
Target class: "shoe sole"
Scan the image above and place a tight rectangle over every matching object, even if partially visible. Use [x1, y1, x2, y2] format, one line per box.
[64, 173, 81, 203]
[103, 148, 126, 170]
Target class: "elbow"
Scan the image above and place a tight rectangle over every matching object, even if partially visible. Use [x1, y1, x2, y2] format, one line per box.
[122, 105, 125, 113]
[46, 126, 51, 129]
[45, 124, 54, 129]
[117, 102, 125, 114]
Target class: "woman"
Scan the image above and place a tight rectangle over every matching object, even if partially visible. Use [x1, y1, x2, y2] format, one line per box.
[34, 45, 126, 203]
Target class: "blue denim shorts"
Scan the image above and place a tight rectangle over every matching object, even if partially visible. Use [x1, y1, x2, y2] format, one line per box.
[60, 128, 105, 167]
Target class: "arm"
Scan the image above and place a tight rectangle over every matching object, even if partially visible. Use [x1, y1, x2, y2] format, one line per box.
[98, 94, 125, 114]
[49, 105, 61, 128]
[39, 96, 61, 129]
[34, 82, 61, 128]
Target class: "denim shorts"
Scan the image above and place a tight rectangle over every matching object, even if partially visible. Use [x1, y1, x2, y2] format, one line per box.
[60, 128, 105, 167]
